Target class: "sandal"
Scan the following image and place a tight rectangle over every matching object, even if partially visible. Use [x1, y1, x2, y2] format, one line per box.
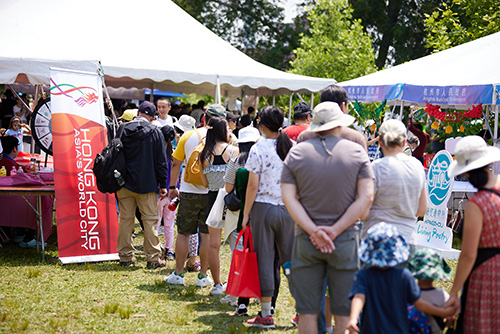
[185, 260, 200, 272]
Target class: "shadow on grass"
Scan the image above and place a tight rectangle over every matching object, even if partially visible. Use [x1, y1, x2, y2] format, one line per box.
[194, 312, 294, 333]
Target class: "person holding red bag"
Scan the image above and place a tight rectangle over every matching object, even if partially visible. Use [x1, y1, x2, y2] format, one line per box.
[241, 106, 294, 329]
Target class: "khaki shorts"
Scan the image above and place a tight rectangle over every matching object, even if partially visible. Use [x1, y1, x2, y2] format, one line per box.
[290, 229, 360, 316]
[176, 192, 208, 235]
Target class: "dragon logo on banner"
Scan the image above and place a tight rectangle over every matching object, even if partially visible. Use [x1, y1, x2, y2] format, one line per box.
[50, 78, 99, 107]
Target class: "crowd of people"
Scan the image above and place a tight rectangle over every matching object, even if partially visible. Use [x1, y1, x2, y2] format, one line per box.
[110, 84, 500, 333]
[2, 83, 499, 333]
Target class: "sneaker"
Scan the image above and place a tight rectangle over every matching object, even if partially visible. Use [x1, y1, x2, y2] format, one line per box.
[291, 314, 299, 326]
[326, 325, 334, 334]
[247, 313, 275, 329]
[119, 256, 137, 266]
[146, 259, 166, 269]
[196, 273, 213, 287]
[210, 283, 224, 296]
[232, 304, 249, 317]
[220, 294, 238, 307]
[19, 239, 47, 249]
[185, 260, 200, 272]
[164, 271, 185, 285]
[166, 252, 175, 261]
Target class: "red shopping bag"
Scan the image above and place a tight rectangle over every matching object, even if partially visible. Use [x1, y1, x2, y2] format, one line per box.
[226, 226, 261, 298]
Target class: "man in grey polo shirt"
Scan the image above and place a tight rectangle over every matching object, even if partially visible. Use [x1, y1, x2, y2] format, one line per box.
[281, 102, 374, 334]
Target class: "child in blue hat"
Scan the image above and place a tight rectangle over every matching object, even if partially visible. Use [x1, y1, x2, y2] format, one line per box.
[346, 223, 457, 333]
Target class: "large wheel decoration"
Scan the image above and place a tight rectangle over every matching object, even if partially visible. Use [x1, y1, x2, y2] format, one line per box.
[30, 97, 53, 155]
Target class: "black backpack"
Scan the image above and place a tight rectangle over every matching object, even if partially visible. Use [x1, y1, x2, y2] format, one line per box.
[92, 124, 127, 194]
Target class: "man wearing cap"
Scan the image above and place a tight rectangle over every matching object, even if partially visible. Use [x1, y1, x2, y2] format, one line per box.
[284, 102, 312, 142]
[116, 101, 168, 269]
[165, 104, 227, 287]
[281, 101, 374, 334]
[154, 98, 177, 127]
[298, 85, 367, 151]
[226, 111, 239, 144]
[119, 109, 137, 123]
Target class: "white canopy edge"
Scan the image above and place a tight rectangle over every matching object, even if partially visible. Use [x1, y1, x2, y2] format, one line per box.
[0, 0, 336, 97]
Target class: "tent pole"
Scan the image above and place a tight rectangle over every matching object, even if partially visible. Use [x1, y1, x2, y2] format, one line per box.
[254, 93, 258, 111]
[493, 85, 498, 143]
[311, 93, 314, 109]
[215, 75, 221, 105]
[149, 81, 154, 102]
[241, 90, 245, 115]
[272, 94, 275, 106]
[495, 104, 498, 144]
[289, 93, 293, 125]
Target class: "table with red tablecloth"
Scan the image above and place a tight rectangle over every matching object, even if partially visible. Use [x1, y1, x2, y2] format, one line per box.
[0, 174, 54, 245]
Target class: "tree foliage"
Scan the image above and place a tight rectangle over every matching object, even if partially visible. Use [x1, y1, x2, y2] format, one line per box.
[289, 0, 377, 82]
[172, 0, 286, 68]
[349, 0, 443, 69]
[425, 0, 500, 52]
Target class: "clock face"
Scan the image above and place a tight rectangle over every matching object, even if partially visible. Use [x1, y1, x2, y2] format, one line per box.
[31, 98, 53, 155]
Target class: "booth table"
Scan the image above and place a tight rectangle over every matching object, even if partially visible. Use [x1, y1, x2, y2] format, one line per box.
[0, 175, 55, 261]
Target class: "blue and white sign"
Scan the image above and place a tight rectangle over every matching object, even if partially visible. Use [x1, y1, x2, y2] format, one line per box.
[416, 151, 454, 250]
[427, 152, 454, 207]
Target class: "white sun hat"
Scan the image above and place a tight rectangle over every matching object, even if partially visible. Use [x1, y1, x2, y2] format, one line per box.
[448, 135, 500, 177]
[308, 102, 355, 133]
[173, 115, 196, 132]
[237, 126, 260, 144]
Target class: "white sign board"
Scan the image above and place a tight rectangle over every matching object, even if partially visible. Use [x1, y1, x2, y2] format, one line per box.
[416, 151, 454, 250]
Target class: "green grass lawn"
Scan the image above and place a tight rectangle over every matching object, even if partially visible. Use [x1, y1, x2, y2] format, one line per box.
[0, 222, 458, 333]
[0, 223, 298, 334]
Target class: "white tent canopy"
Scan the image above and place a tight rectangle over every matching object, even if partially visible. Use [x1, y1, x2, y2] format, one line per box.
[0, 0, 335, 97]
[339, 32, 500, 109]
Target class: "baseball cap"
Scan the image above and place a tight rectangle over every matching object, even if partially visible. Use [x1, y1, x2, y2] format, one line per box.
[206, 104, 227, 118]
[226, 111, 239, 122]
[119, 109, 137, 121]
[138, 101, 156, 117]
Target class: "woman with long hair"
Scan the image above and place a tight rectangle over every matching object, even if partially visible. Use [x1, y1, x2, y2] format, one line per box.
[446, 135, 500, 333]
[242, 106, 294, 328]
[219, 126, 261, 313]
[198, 117, 238, 296]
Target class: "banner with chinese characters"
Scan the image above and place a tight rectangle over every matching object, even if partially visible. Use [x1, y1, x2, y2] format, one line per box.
[50, 68, 119, 264]
[416, 151, 454, 250]
[344, 84, 404, 103]
[402, 84, 493, 105]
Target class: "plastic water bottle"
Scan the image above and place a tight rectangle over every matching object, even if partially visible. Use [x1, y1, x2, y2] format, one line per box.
[10, 166, 17, 176]
[113, 169, 125, 186]
[168, 197, 180, 211]
[0, 166, 6, 177]
[17, 166, 24, 174]
[283, 261, 292, 276]
[29, 158, 36, 174]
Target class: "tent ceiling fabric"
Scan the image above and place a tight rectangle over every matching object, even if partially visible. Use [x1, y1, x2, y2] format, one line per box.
[0, 0, 335, 97]
[339, 32, 500, 107]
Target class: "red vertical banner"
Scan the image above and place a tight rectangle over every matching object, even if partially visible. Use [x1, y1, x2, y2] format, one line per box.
[50, 68, 119, 264]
